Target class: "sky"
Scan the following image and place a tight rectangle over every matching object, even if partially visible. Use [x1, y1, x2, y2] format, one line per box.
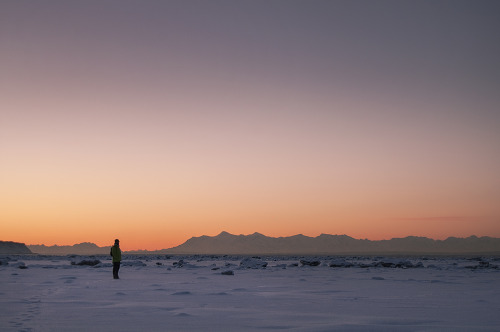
[1, 1, 500, 251]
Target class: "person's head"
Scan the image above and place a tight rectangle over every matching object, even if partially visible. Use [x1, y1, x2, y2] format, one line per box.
[114, 239, 120, 245]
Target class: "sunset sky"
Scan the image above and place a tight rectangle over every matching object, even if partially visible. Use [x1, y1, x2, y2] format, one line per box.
[1, 1, 500, 250]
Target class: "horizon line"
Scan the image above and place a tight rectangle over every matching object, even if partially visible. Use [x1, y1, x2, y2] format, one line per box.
[20, 231, 499, 250]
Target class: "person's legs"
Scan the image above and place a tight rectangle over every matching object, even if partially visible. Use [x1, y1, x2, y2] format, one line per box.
[113, 262, 120, 279]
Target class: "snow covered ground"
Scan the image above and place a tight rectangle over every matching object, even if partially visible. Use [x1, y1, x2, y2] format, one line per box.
[1, 255, 499, 331]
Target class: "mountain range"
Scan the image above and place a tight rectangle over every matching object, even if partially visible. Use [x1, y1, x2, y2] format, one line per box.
[9, 232, 500, 255]
[162, 232, 500, 255]
[28, 242, 110, 255]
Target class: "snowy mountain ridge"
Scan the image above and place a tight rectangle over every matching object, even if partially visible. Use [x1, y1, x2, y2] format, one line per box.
[19, 233, 500, 255]
[163, 232, 500, 255]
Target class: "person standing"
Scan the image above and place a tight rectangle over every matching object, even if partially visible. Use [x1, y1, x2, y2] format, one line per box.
[110, 239, 122, 279]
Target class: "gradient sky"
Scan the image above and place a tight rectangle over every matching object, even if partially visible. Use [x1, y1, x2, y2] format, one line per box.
[2, 1, 500, 250]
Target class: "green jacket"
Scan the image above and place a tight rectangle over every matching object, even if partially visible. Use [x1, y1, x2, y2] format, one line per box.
[111, 245, 122, 263]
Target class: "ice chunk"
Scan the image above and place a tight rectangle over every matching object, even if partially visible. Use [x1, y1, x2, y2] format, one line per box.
[239, 257, 268, 269]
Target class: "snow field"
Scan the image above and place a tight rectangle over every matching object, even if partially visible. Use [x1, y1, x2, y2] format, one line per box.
[1, 255, 499, 331]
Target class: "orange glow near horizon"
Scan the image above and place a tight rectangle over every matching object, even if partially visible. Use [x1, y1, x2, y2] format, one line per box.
[2, 123, 500, 251]
[2, 125, 499, 251]
[2, 201, 498, 251]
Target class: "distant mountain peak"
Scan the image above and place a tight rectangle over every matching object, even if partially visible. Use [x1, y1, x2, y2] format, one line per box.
[217, 231, 233, 237]
[74, 242, 99, 248]
[249, 232, 265, 237]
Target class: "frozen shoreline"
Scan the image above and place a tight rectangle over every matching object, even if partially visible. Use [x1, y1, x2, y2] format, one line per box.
[1, 255, 499, 331]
